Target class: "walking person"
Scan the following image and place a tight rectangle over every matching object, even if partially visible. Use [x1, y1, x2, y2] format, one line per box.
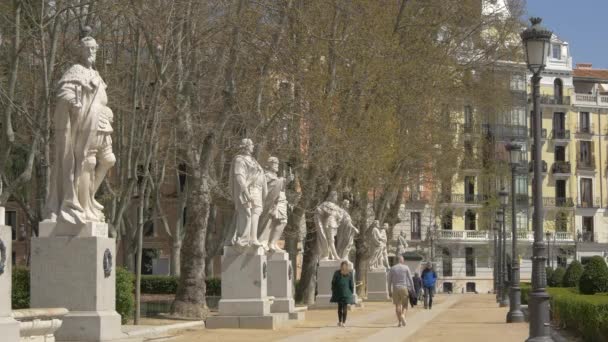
[330, 261, 355, 327]
[413, 272, 423, 302]
[388, 255, 415, 327]
[421, 261, 437, 309]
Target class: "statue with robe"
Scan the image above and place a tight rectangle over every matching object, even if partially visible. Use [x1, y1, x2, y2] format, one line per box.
[228, 139, 267, 249]
[396, 231, 408, 257]
[44, 27, 115, 225]
[369, 221, 390, 270]
[335, 199, 359, 261]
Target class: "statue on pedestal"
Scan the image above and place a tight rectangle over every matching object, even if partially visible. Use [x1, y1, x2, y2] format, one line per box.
[228, 139, 267, 249]
[315, 191, 342, 261]
[335, 199, 359, 261]
[396, 231, 408, 257]
[369, 221, 390, 270]
[45, 27, 115, 225]
[258, 156, 292, 253]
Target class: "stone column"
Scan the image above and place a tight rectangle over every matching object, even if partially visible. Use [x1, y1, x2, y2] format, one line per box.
[30, 221, 123, 341]
[0, 207, 20, 342]
[366, 268, 389, 301]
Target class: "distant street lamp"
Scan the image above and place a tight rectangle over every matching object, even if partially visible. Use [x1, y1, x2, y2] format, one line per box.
[498, 188, 509, 308]
[494, 216, 501, 300]
[506, 143, 524, 323]
[521, 16, 554, 342]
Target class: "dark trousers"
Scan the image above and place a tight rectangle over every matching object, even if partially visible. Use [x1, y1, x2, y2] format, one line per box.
[337, 302, 348, 323]
[424, 286, 435, 308]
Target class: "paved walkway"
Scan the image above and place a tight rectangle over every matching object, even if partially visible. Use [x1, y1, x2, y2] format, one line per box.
[164, 294, 529, 342]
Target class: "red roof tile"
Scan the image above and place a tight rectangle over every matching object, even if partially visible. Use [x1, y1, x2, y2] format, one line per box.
[574, 68, 608, 81]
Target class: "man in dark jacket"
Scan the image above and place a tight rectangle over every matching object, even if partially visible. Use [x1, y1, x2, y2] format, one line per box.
[413, 272, 423, 301]
[421, 262, 437, 309]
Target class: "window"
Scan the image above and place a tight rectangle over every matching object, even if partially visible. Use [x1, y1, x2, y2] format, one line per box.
[582, 216, 594, 242]
[442, 282, 453, 293]
[465, 247, 476, 277]
[411, 212, 421, 240]
[442, 248, 452, 277]
[578, 141, 593, 167]
[516, 213, 528, 231]
[5, 210, 17, 241]
[442, 211, 453, 230]
[510, 74, 526, 91]
[579, 112, 590, 133]
[557, 255, 567, 268]
[464, 105, 473, 131]
[465, 210, 476, 231]
[556, 212, 568, 232]
[555, 146, 565, 162]
[511, 107, 526, 126]
[141, 248, 159, 275]
[515, 175, 528, 203]
[553, 112, 565, 133]
[143, 220, 155, 237]
[580, 178, 593, 208]
[554, 79, 563, 102]
[552, 44, 561, 59]
[466, 282, 476, 293]
[464, 176, 475, 202]
[555, 180, 566, 200]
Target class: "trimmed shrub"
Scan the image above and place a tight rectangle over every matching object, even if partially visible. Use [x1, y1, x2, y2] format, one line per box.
[116, 267, 135, 324]
[550, 267, 566, 287]
[520, 283, 531, 305]
[12, 267, 30, 309]
[562, 260, 584, 288]
[549, 287, 608, 342]
[545, 267, 554, 286]
[579, 256, 608, 295]
[140, 275, 178, 294]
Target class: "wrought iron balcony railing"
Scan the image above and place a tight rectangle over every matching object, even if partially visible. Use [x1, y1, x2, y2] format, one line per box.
[577, 157, 596, 171]
[551, 129, 570, 140]
[529, 160, 547, 173]
[576, 197, 601, 209]
[540, 95, 571, 105]
[552, 161, 571, 175]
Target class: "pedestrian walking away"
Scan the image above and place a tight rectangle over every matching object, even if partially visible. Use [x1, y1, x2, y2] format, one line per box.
[330, 260, 355, 327]
[421, 261, 437, 309]
[388, 255, 415, 327]
[413, 272, 423, 302]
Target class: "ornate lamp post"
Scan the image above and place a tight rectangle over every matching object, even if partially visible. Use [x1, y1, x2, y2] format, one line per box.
[494, 216, 501, 300]
[506, 143, 524, 322]
[521, 17, 554, 342]
[498, 188, 509, 307]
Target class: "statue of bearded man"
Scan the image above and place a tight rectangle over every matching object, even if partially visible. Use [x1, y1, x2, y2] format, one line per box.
[45, 27, 115, 225]
[258, 156, 292, 253]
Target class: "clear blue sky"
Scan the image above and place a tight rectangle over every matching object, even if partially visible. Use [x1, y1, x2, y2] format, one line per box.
[525, 0, 608, 69]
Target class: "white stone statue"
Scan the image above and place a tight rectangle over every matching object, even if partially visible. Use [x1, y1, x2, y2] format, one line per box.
[314, 191, 343, 261]
[369, 221, 390, 270]
[228, 139, 267, 248]
[258, 156, 292, 253]
[396, 230, 408, 257]
[335, 199, 359, 261]
[44, 28, 115, 225]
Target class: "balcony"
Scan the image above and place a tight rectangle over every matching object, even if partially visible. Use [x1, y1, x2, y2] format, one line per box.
[550, 129, 570, 144]
[529, 160, 548, 174]
[437, 230, 489, 241]
[542, 197, 574, 208]
[482, 124, 527, 141]
[576, 123, 594, 135]
[440, 194, 488, 207]
[577, 157, 596, 171]
[576, 197, 601, 209]
[573, 93, 608, 108]
[552, 161, 571, 177]
[540, 95, 570, 106]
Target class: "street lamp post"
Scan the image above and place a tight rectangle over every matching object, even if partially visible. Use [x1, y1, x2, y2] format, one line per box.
[499, 189, 509, 308]
[494, 215, 501, 301]
[521, 17, 554, 342]
[546, 231, 552, 269]
[506, 143, 524, 322]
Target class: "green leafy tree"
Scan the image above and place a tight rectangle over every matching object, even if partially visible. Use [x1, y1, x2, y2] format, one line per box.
[579, 256, 608, 295]
[562, 260, 583, 288]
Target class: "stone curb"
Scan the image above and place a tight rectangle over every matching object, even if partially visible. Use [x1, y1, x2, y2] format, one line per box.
[123, 320, 205, 338]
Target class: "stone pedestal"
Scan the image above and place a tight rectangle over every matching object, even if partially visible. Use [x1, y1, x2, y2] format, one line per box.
[367, 269, 390, 301]
[0, 209, 20, 342]
[267, 252, 305, 320]
[313, 259, 362, 309]
[30, 221, 123, 341]
[207, 246, 288, 329]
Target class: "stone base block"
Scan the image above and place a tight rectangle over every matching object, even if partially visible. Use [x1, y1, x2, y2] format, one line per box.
[288, 307, 306, 321]
[271, 298, 294, 314]
[314, 259, 362, 309]
[218, 298, 272, 317]
[206, 313, 290, 330]
[56, 311, 123, 341]
[0, 317, 20, 342]
[367, 270, 389, 301]
[39, 221, 108, 238]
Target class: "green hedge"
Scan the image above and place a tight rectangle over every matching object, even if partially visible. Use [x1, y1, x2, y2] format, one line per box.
[12, 267, 30, 309]
[550, 288, 608, 342]
[140, 275, 221, 296]
[550, 267, 566, 287]
[116, 267, 135, 324]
